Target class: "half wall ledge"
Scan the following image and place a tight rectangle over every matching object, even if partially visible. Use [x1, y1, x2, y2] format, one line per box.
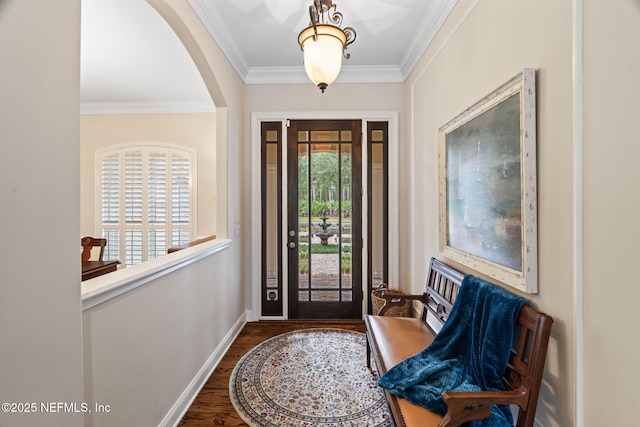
[81, 238, 232, 311]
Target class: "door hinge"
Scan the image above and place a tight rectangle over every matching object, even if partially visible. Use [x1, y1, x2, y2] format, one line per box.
[286, 119, 291, 128]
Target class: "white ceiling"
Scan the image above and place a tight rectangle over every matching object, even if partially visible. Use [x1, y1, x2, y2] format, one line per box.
[81, 0, 456, 113]
[81, 0, 214, 113]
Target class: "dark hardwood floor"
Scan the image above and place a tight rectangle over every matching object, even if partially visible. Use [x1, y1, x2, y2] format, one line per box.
[178, 320, 366, 426]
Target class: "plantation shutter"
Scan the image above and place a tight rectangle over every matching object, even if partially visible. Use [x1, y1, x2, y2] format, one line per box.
[171, 153, 191, 246]
[148, 151, 167, 259]
[101, 153, 120, 262]
[124, 151, 143, 265]
[98, 145, 195, 267]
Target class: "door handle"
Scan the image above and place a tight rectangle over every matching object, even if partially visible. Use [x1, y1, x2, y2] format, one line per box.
[288, 242, 296, 249]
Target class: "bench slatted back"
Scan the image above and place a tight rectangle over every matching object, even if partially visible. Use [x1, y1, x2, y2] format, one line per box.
[421, 258, 553, 427]
[421, 258, 464, 334]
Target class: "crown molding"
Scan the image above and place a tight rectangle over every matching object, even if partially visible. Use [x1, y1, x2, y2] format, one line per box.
[188, 0, 249, 80]
[244, 65, 404, 85]
[336, 65, 405, 83]
[400, 0, 458, 78]
[189, 0, 457, 85]
[244, 66, 308, 84]
[80, 101, 215, 115]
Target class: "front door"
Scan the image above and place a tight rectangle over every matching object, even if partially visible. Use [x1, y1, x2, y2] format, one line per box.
[287, 120, 362, 319]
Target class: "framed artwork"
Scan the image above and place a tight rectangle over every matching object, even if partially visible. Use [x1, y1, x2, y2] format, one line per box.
[438, 69, 537, 293]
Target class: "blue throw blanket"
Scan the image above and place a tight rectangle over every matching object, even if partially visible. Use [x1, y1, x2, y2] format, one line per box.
[378, 275, 528, 427]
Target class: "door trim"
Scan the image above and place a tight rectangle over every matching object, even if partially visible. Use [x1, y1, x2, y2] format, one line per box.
[250, 111, 399, 321]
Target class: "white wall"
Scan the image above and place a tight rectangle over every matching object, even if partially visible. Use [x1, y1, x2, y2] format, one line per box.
[0, 1, 84, 426]
[405, 0, 574, 425]
[583, 0, 640, 425]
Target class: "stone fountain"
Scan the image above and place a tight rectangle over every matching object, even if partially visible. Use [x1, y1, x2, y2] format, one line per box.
[313, 211, 336, 245]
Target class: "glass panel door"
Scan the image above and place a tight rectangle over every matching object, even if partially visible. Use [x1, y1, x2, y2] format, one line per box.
[287, 120, 362, 319]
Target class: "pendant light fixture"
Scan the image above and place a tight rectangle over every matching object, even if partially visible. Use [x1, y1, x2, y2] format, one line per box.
[298, 0, 356, 93]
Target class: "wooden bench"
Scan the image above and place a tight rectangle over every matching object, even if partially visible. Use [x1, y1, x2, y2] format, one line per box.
[365, 258, 553, 427]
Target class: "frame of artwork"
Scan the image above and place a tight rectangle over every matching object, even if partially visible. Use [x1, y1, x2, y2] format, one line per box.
[438, 69, 537, 293]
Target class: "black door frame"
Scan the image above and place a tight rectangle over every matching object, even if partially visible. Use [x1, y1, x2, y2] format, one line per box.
[260, 122, 283, 316]
[366, 121, 389, 315]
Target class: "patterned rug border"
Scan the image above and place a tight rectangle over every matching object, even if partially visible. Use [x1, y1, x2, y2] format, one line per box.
[229, 328, 391, 427]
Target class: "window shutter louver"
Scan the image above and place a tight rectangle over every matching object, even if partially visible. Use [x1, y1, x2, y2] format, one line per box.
[102, 229, 120, 262]
[148, 151, 168, 259]
[148, 229, 167, 260]
[172, 229, 190, 247]
[125, 229, 143, 266]
[124, 151, 143, 265]
[101, 154, 120, 224]
[98, 145, 195, 267]
[172, 155, 191, 225]
[125, 151, 143, 225]
[101, 154, 120, 261]
[171, 154, 191, 246]
[148, 152, 167, 225]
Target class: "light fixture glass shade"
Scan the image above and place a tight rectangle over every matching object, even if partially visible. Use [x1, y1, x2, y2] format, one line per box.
[299, 25, 347, 91]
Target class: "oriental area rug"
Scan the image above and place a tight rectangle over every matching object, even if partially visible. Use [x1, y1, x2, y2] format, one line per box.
[229, 328, 392, 427]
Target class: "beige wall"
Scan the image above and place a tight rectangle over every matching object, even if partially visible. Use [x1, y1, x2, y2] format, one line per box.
[245, 82, 404, 113]
[248, 1, 640, 425]
[583, 0, 640, 425]
[405, 0, 574, 425]
[79, 0, 251, 424]
[4, 0, 639, 424]
[146, 0, 245, 243]
[80, 112, 217, 240]
[80, 0, 251, 425]
[2, 0, 246, 424]
[245, 82, 406, 313]
[0, 0, 84, 426]
[1, 0, 249, 424]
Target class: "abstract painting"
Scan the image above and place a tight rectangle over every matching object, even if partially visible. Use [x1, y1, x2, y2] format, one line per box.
[439, 69, 537, 293]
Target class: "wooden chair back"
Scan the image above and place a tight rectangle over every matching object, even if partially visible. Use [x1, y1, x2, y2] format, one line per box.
[81, 236, 107, 261]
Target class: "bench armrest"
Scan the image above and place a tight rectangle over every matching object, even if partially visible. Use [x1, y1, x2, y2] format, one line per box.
[377, 291, 429, 316]
[438, 387, 529, 427]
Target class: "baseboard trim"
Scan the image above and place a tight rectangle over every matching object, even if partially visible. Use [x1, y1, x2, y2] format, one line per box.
[160, 310, 248, 427]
